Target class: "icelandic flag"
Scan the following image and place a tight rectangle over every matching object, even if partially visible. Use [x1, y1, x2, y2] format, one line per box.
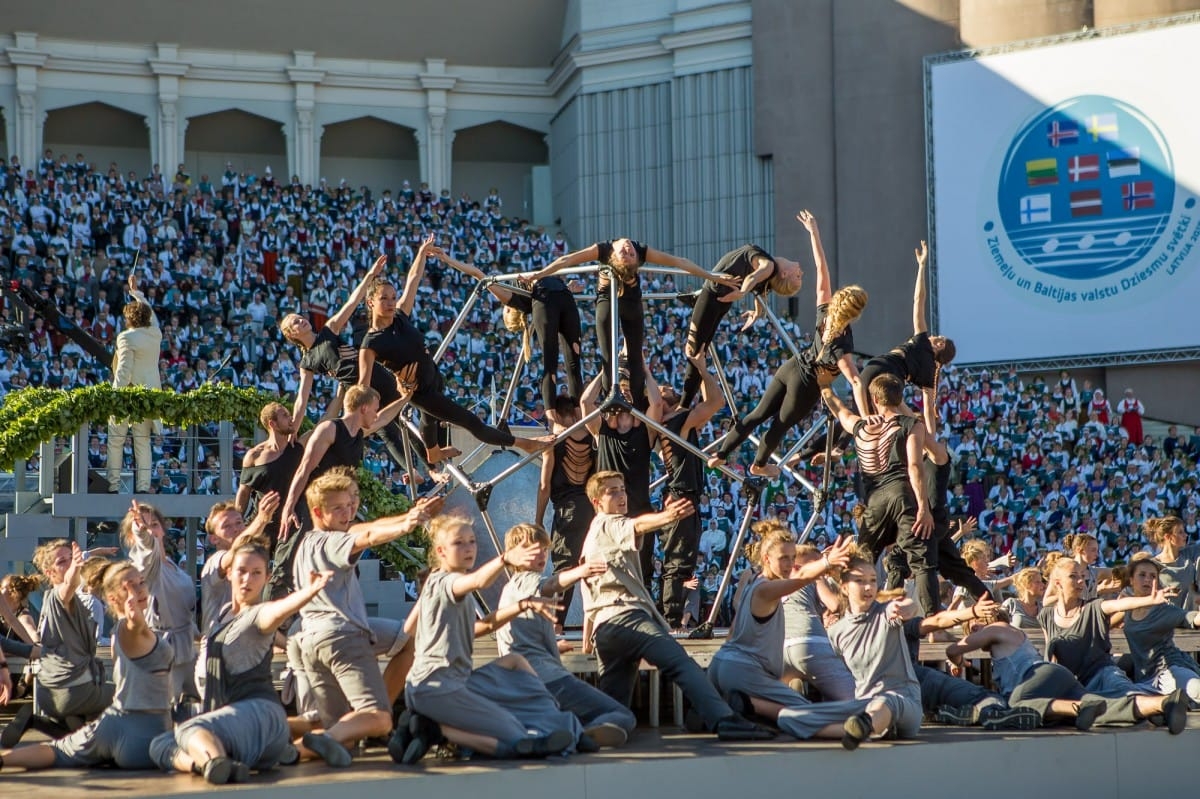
[1122, 181, 1154, 210]
[1020, 194, 1052, 224]
[1025, 158, 1058, 187]
[1107, 147, 1141, 179]
[1046, 119, 1080, 148]
[1069, 189, 1102, 217]
[1068, 154, 1099, 182]
[1086, 113, 1119, 142]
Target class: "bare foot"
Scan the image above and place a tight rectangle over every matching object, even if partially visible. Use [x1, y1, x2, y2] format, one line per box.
[707, 455, 726, 469]
[514, 434, 554, 453]
[749, 463, 781, 479]
[426, 445, 461, 465]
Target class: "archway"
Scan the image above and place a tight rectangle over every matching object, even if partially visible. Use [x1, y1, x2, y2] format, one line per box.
[183, 109, 287, 190]
[451, 121, 548, 221]
[320, 115, 419, 194]
[43, 101, 151, 182]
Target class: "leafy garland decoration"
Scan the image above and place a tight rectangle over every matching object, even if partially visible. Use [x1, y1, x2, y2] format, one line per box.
[0, 385, 430, 578]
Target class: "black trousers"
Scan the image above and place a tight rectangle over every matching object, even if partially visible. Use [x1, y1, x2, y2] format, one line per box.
[531, 289, 584, 404]
[884, 507, 990, 607]
[860, 479, 938, 617]
[658, 491, 701, 628]
[550, 493, 594, 626]
[596, 281, 645, 401]
[680, 287, 731, 406]
[717, 357, 819, 467]
[412, 385, 515, 449]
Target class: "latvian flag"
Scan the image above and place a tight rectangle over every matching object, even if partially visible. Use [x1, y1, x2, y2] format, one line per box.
[1068, 154, 1099, 182]
[1122, 181, 1154, 211]
[1046, 119, 1080, 148]
[1070, 189, 1102, 217]
[1025, 158, 1058, 187]
[1107, 148, 1141, 179]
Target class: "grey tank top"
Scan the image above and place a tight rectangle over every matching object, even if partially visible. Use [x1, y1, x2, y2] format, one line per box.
[112, 628, 175, 712]
[782, 583, 828, 642]
[991, 637, 1043, 698]
[719, 577, 784, 677]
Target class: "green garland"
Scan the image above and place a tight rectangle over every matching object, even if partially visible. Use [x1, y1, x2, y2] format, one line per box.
[0, 384, 429, 578]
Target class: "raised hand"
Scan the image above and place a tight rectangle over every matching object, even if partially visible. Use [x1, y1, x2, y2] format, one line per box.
[504, 541, 545, 571]
[822, 535, 855, 570]
[368, 253, 387, 278]
[915, 240, 928, 268]
[796, 210, 818, 233]
[522, 596, 563, 624]
[308, 569, 335, 593]
[663, 495, 695, 523]
[256, 491, 281, 523]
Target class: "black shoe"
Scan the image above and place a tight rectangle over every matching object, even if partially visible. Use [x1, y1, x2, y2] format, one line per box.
[401, 712, 444, 765]
[0, 704, 32, 748]
[1163, 689, 1188, 735]
[203, 756, 236, 785]
[841, 712, 873, 751]
[302, 732, 353, 768]
[512, 729, 575, 758]
[683, 708, 707, 734]
[575, 733, 601, 753]
[714, 715, 775, 741]
[979, 705, 1040, 731]
[933, 704, 976, 727]
[388, 709, 414, 764]
[726, 690, 753, 719]
[675, 290, 701, 308]
[1074, 700, 1105, 731]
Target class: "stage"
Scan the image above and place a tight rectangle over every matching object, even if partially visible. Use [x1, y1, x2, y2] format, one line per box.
[0, 722, 1193, 798]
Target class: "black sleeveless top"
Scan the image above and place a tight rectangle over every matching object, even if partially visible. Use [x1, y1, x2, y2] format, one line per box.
[314, 419, 364, 477]
[360, 312, 441, 392]
[299, 327, 359, 385]
[239, 441, 304, 499]
[661, 411, 703, 496]
[868, 332, 936, 389]
[597, 422, 652, 515]
[550, 432, 595, 501]
[855, 414, 917, 495]
[807, 302, 855, 373]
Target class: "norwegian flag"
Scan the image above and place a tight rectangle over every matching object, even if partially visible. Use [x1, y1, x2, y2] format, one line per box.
[1121, 181, 1155, 211]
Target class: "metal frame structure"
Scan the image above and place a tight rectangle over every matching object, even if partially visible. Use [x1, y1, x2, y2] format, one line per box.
[388, 261, 837, 628]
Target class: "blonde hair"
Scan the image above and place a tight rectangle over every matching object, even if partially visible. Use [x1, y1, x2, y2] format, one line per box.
[259, 401, 287, 430]
[586, 470, 624, 503]
[32, 539, 71, 577]
[1062, 533, 1097, 558]
[305, 468, 359, 516]
[1012, 567, 1042, 598]
[0, 573, 43, 601]
[205, 500, 240, 537]
[822, 285, 868, 344]
[768, 264, 803, 296]
[1040, 551, 1065, 579]
[79, 558, 137, 617]
[1146, 515, 1183, 546]
[746, 521, 795, 570]
[428, 514, 474, 571]
[502, 305, 533, 362]
[504, 522, 551, 556]
[344, 385, 379, 413]
[961, 539, 992, 565]
[279, 314, 305, 345]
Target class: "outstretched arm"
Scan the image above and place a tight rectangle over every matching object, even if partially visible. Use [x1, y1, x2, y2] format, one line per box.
[528, 244, 600, 281]
[684, 350, 725, 432]
[327, 254, 386, 334]
[450, 541, 543, 600]
[632, 495, 695, 536]
[580, 373, 604, 438]
[645, 247, 738, 287]
[913, 240, 929, 335]
[817, 372, 862, 433]
[398, 235, 436, 316]
[279, 422, 336, 540]
[254, 570, 333, 633]
[798, 211, 832, 305]
[541, 560, 608, 594]
[435, 248, 515, 304]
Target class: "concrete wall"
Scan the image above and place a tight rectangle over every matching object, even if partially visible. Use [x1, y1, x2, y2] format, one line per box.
[751, 0, 1200, 424]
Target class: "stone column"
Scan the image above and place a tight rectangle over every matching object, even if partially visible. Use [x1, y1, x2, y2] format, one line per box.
[287, 51, 324, 185]
[6, 32, 47, 171]
[148, 44, 189, 175]
[419, 59, 457, 193]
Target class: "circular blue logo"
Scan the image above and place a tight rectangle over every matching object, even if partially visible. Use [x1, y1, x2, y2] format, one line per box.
[997, 95, 1174, 280]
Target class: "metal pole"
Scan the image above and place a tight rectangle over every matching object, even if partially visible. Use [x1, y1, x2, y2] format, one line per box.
[690, 478, 764, 639]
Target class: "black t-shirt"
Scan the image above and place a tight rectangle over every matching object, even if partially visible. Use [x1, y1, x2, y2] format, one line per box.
[709, 244, 774, 298]
[501, 292, 533, 315]
[808, 302, 855, 373]
[896, 332, 937, 388]
[359, 312, 440, 391]
[661, 411, 703, 496]
[597, 422, 652, 515]
[299, 327, 359, 385]
[1038, 600, 1113, 685]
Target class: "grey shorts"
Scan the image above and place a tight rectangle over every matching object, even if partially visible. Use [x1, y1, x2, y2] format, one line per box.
[176, 697, 291, 770]
[52, 708, 170, 769]
[301, 628, 390, 727]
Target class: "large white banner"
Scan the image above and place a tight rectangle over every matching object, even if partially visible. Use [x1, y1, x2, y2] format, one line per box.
[927, 19, 1200, 365]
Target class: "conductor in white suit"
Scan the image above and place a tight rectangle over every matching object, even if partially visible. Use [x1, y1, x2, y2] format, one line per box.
[106, 274, 162, 493]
